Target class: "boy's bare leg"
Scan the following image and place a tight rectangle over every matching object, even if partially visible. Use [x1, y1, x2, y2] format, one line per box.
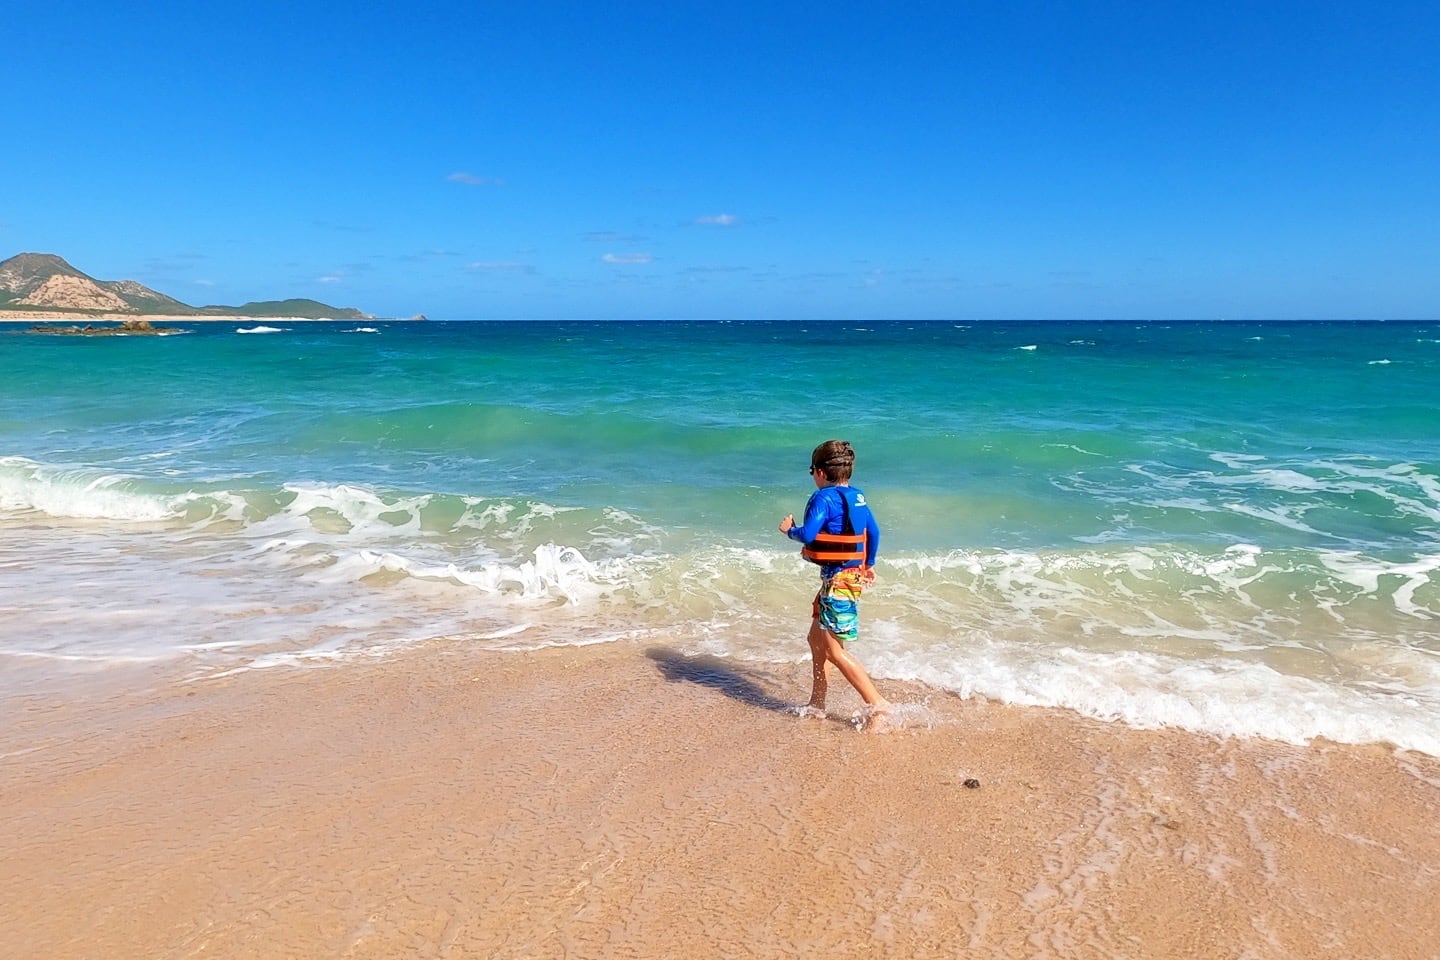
[804, 619, 830, 714]
[820, 628, 891, 718]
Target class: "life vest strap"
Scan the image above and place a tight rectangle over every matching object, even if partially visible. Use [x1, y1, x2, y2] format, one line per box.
[802, 531, 866, 563]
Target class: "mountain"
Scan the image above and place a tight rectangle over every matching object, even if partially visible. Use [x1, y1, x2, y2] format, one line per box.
[0, 253, 372, 319]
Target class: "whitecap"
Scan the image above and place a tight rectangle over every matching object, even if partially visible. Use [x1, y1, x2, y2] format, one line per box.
[0, 457, 176, 521]
[335, 542, 624, 605]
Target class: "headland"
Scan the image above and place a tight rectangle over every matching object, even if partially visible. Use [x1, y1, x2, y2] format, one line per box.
[0, 251, 378, 321]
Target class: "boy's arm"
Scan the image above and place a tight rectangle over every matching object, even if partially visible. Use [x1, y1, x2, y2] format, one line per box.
[783, 492, 830, 543]
[863, 508, 880, 567]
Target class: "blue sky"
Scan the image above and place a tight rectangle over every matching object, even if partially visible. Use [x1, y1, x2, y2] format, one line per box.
[4, 1, 1437, 320]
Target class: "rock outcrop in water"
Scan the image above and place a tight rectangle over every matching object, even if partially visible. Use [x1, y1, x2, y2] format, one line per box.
[23, 318, 183, 336]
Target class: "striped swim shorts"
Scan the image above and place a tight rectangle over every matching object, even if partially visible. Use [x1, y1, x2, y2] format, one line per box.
[811, 567, 868, 643]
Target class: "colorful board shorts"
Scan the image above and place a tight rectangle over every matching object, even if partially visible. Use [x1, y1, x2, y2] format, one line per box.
[811, 567, 868, 643]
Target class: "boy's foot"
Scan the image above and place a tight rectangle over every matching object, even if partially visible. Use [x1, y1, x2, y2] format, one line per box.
[857, 701, 893, 732]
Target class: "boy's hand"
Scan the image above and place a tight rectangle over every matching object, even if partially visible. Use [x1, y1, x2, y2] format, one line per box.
[859, 566, 876, 587]
[779, 514, 795, 534]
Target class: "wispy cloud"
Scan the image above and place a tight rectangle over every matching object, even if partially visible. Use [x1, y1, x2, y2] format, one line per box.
[467, 261, 535, 274]
[317, 274, 344, 285]
[584, 230, 648, 243]
[396, 249, 462, 263]
[314, 220, 373, 233]
[140, 254, 208, 275]
[447, 172, 505, 187]
[695, 213, 739, 227]
[192, 279, 215, 287]
[602, 252, 654, 265]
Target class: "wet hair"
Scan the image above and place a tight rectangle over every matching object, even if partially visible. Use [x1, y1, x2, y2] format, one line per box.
[810, 439, 855, 482]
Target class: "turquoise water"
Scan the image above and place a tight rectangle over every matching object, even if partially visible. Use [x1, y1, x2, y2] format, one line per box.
[3, 319, 1438, 752]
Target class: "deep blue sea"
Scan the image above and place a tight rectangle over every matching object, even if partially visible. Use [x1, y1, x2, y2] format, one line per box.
[3, 319, 1438, 753]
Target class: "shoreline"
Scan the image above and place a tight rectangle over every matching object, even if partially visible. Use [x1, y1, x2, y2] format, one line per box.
[3, 640, 1437, 958]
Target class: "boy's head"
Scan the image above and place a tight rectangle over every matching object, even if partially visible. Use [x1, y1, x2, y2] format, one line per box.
[809, 439, 855, 483]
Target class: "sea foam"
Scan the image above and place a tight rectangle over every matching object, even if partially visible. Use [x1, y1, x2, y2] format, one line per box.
[866, 640, 1440, 756]
[0, 457, 177, 522]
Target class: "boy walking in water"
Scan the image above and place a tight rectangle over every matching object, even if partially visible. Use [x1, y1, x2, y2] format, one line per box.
[779, 439, 891, 726]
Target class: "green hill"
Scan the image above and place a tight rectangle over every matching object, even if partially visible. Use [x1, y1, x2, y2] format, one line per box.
[196, 299, 370, 320]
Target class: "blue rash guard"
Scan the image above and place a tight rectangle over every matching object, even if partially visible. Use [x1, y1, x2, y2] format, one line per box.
[785, 484, 880, 577]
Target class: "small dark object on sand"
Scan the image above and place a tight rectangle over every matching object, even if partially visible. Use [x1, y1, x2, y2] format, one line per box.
[963, 778, 980, 789]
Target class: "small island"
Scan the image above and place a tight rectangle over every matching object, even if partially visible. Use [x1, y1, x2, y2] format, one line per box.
[25, 319, 184, 337]
[1, 252, 387, 329]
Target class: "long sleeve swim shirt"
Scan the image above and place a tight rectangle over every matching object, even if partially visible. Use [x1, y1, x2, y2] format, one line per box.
[785, 484, 880, 575]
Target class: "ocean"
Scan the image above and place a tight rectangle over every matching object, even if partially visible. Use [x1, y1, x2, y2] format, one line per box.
[2, 319, 1437, 754]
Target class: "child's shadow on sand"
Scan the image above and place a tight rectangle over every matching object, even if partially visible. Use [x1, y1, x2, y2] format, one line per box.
[645, 648, 797, 714]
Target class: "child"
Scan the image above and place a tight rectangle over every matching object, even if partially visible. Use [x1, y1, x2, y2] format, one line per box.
[778, 439, 891, 725]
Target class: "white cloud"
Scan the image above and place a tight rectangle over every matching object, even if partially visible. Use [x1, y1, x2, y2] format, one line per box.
[602, 252, 655, 265]
[695, 213, 739, 226]
[585, 230, 648, 243]
[317, 274, 343, 284]
[447, 172, 505, 186]
[192, 279, 215, 287]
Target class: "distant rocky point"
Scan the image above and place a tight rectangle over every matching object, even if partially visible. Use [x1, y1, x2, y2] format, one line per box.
[0, 252, 375, 320]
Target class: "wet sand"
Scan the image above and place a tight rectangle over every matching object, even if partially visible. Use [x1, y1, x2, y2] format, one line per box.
[2, 642, 1438, 959]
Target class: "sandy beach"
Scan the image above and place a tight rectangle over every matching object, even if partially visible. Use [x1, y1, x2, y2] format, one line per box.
[0, 311, 223, 322]
[0, 312, 374, 322]
[2, 642, 1437, 960]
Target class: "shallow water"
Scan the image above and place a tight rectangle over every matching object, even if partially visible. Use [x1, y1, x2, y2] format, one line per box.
[3, 319, 1437, 752]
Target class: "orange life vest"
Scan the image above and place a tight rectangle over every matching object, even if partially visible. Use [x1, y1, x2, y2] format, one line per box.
[801, 530, 867, 565]
[801, 488, 867, 565]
